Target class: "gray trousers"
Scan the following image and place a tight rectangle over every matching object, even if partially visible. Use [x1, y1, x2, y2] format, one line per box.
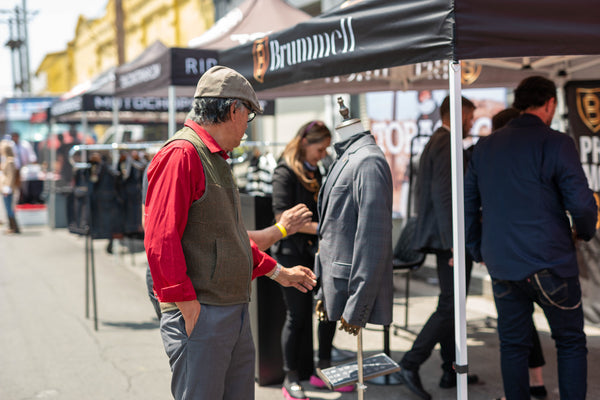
[160, 303, 255, 400]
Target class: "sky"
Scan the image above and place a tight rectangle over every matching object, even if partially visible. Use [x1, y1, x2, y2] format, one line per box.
[0, 0, 108, 99]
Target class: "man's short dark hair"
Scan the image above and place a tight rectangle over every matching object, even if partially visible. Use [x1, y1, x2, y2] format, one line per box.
[440, 95, 475, 118]
[187, 97, 240, 125]
[512, 76, 556, 111]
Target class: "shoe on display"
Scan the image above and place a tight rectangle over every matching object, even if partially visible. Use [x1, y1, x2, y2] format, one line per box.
[309, 375, 355, 392]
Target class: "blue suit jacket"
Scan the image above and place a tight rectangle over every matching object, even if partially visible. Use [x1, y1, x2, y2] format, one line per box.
[465, 114, 597, 280]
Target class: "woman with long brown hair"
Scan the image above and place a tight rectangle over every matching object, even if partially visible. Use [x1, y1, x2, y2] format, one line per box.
[272, 120, 352, 400]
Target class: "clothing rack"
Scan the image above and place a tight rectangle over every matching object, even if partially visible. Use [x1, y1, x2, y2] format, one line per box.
[230, 140, 287, 164]
[68, 141, 164, 169]
[239, 140, 287, 148]
[65, 141, 162, 331]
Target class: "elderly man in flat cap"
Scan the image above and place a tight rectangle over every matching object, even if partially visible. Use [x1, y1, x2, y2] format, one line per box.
[144, 66, 317, 400]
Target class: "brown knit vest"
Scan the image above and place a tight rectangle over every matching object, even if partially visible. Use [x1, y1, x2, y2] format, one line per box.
[163, 126, 253, 306]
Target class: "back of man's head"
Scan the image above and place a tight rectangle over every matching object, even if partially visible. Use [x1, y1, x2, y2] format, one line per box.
[512, 76, 556, 111]
[439, 95, 475, 119]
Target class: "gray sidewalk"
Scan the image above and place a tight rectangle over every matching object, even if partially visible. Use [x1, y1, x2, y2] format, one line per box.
[1, 224, 600, 400]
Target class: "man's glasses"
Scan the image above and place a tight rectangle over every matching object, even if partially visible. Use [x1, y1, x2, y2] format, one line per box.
[242, 101, 256, 123]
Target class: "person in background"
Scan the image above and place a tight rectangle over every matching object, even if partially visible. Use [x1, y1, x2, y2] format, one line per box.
[397, 95, 479, 400]
[144, 66, 317, 400]
[271, 120, 353, 400]
[1, 140, 20, 234]
[10, 132, 37, 170]
[465, 76, 597, 400]
[490, 107, 548, 400]
[10, 132, 38, 204]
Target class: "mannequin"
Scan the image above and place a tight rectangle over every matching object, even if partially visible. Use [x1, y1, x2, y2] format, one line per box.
[334, 97, 365, 142]
[315, 97, 395, 398]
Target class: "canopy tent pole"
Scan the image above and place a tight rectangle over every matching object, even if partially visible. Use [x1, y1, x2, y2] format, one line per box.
[81, 111, 88, 162]
[48, 116, 57, 229]
[81, 111, 88, 141]
[556, 75, 568, 132]
[112, 97, 120, 128]
[449, 61, 468, 400]
[111, 97, 121, 168]
[168, 85, 176, 138]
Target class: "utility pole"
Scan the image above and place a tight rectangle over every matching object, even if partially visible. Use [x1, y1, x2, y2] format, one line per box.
[115, 0, 125, 66]
[1, 0, 36, 96]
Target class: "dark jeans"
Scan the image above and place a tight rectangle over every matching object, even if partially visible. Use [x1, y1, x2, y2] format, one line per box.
[401, 250, 473, 372]
[492, 270, 586, 400]
[529, 323, 545, 368]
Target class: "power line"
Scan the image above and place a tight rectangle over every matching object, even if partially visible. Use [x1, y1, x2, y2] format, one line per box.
[0, 1, 38, 96]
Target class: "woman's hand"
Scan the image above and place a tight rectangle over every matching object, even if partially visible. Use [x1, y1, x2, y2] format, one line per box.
[277, 204, 313, 236]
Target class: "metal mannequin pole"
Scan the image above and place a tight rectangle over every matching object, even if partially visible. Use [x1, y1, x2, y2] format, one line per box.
[357, 329, 366, 400]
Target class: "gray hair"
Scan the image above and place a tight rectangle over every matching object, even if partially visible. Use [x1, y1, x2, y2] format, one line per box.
[187, 97, 243, 125]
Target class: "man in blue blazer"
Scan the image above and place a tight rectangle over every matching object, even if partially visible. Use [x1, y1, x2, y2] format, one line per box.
[465, 76, 598, 400]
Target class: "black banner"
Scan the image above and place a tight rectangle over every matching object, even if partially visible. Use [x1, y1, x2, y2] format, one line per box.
[566, 80, 600, 324]
[115, 43, 218, 96]
[50, 94, 194, 117]
[220, 0, 452, 92]
[170, 48, 219, 87]
[220, 0, 600, 93]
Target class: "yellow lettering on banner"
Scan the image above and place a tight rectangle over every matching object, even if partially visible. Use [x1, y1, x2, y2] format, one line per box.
[252, 38, 269, 83]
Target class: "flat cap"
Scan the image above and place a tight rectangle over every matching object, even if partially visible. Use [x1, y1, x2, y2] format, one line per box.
[194, 65, 263, 113]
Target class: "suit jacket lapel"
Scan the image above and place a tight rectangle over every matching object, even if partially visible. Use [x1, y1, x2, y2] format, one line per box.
[318, 154, 348, 224]
[318, 135, 372, 225]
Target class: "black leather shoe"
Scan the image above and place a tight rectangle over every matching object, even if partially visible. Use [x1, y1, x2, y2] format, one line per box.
[439, 370, 479, 388]
[396, 368, 432, 400]
[530, 385, 548, 399]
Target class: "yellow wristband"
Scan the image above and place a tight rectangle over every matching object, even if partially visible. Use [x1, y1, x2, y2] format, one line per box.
[275, 222, 287, 238]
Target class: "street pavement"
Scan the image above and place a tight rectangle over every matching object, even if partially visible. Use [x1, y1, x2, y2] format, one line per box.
[2, 224, 600, 400]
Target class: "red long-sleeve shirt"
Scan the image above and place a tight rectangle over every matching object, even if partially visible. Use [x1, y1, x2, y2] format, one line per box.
[144, 120, 276, 303]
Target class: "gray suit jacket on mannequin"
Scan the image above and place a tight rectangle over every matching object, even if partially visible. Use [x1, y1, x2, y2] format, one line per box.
[316, 132, 394, 327]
